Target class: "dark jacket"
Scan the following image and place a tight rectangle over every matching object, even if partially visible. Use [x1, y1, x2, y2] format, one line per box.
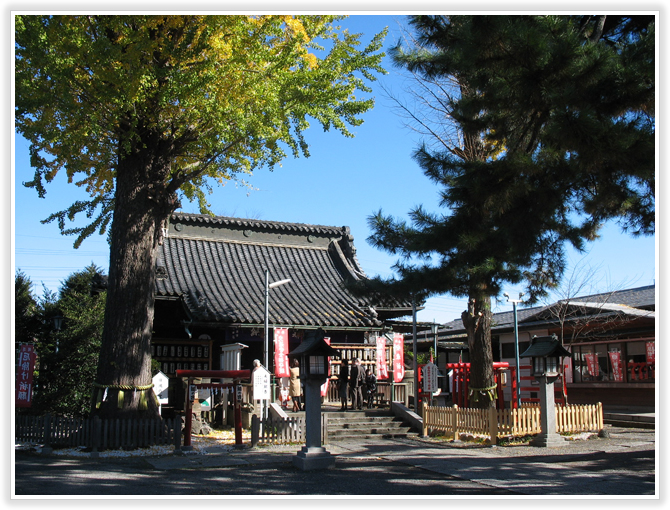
[349, 364, 365, 388]
[365, 373, 377, 392]
[339, 364, 349, 386]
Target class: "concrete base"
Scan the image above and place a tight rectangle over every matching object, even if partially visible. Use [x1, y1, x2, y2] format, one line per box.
[292, 446, 336, 471]
[531, 433, 567, 448]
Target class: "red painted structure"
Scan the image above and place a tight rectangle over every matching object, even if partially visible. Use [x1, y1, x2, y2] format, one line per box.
[446, 362, 510, 409]
[176, 369, 251, 447]
[445, 363, 567, 409]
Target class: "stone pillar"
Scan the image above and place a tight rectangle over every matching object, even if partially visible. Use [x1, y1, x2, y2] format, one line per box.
[531, 376, 566, 447]
[293, 379, 335, 470]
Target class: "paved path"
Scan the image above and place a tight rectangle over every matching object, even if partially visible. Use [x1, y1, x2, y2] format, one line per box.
[13, 426, 656, 497]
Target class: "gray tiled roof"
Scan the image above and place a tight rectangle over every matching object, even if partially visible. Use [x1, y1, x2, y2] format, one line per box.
[568, 285, 655, 310]
[411, 285, 655, 343]
[155, 213, 401, 328]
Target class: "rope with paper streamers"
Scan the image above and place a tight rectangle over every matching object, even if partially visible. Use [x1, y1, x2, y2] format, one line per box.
[92, 382, 156, 410]
[468, 383, 498, 403]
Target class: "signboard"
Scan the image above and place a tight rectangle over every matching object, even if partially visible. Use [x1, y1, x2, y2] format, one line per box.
[646, 341, 655, 364]
[376, 336, 389, 380]
[253, 365, 271, 401]
[393, 334, 405, 383]
[16, 344, 36, 408]
[608, 351, 623, 382]
[274, 328, 290, 378]
[321, 337, 331, 397]
[422, 362, 438, 394]
[152, 371, 170, 404]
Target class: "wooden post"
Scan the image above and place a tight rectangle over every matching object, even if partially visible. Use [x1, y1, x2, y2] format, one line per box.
[234, 383, 243, 446]
[597, 402, 604, 431]
[90, 416, 101, 458]
[183, 377, 193, 450]
[452, 405, 459, 441]
[489, 406, 498, 446]
[422, 401, 428, 437]
[42, 414, 53, 455]
[173, 416, 182, 454]
[251, 414, 260, 448]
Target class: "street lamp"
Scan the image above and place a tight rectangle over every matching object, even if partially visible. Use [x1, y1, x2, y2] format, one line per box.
[263, 269, 291, 390]
[504, 292, 523, 408]
[52, 315, 63, 354]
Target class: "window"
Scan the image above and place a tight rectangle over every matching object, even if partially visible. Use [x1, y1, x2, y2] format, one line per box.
[501, 341, 530, 359]
[309, 355, 325, 374]
[572, 340, 654, 383]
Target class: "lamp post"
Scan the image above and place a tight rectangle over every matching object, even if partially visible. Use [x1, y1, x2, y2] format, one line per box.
[289, 329, 340, 470]
[263, 270, 291, 375]
[504, 292, 523, 408]
[520, 335, 571, 447]
[412, 296, 418, 411]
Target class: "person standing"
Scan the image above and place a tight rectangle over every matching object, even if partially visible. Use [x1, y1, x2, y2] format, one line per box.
[364, 368, 377, 409]
[349, 358, 365, 410]
[289, 358, 302, 412]
[338, 359, 350, 411]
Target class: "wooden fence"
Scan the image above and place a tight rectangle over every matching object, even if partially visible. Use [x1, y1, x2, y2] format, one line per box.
[15, 414, 182, 453]
[423, 402, 603, 443]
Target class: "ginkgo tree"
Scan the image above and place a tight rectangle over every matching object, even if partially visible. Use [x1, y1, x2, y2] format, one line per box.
[15, 14, 386, 418]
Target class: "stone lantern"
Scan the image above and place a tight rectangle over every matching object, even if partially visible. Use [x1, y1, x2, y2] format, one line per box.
[288, 328, 340, 470]
[520, 335, 572, 447]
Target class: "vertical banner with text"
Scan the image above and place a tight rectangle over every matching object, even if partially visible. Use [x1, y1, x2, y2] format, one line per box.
[321, 337, 331, 397]
[646, 342, 655, 364]
[376, 336, 389, 380]
[608, 351, 623, 382]
[16, 344, 36, 408]
[584, 353, 599, 378]
[274, 328, 290, 378]
[393, 333, 405, 383]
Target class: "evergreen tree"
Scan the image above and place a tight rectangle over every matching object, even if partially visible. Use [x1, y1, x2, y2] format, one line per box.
[31, 265, 106, 417]
[366, 15, 654, 408]
[14, 271, 39, 357]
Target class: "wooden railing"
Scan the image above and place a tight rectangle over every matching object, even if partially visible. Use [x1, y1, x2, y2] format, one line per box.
[251, 414, 308, 445]
[423, 402, 603, 443]
[323, 381, 408, 407]
[15, 414, 182, 453]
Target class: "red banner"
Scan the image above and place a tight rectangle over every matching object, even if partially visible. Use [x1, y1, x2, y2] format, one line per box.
[608, 351, 623, 382]
[321, 337, 331, 397]
[646, 341, 655, 364]
[376, 336, 389, 380]
[393, 333, 405, 383]
[16, 344, 36, 408]
[584, 353, 598, 377]
[273, 328, 290, 378]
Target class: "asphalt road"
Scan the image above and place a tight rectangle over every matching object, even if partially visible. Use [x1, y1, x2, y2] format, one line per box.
[13, 426, 656, 497]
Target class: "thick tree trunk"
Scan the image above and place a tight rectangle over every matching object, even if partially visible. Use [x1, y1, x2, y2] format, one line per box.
[461, 291, 495, 409]
[92, 135, 176, 419]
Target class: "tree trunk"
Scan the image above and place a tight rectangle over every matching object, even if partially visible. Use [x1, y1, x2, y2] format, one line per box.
[461, 291, 495, 409]
[92, 133, 176, 419]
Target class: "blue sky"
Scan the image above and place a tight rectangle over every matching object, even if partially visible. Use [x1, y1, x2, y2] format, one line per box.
[12, 13, 657, 324]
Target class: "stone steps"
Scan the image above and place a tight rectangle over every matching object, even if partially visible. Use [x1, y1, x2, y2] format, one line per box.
[324, 410, 417, 442]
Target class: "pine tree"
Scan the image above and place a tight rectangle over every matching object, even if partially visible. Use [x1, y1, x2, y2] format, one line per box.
[366, 15, 654, 408]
